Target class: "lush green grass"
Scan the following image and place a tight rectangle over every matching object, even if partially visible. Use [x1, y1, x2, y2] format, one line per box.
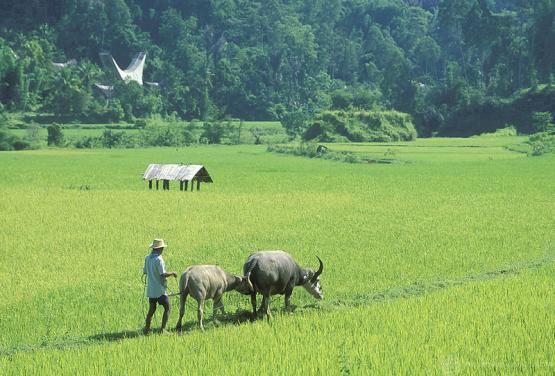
[233, 120, 282, 129]
[2, 264, 553, 374]
[0, 137, 553, 374]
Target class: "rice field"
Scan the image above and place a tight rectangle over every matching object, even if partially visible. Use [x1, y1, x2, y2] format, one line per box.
[0, 137, 553, 374]
[321, 136, 530, 163]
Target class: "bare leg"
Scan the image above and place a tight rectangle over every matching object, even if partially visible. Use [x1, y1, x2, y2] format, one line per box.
[175, 292, 188, 331]
[160, 296, 171, 332]
[144, 299, 156, 334]
[197, 299, 205, 331]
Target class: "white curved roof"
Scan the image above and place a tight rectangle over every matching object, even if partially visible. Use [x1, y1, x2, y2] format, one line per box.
[143, 164, 213, 183]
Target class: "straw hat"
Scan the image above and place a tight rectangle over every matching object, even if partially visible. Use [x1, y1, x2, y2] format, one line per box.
[149, 239, 167, 250]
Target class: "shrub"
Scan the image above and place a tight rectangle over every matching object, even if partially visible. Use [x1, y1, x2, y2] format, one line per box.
[343, 153, 361, 163]
[200, 121, 235, 144]
[0, 128, 33, 150]
[135, 118, 148, 129]
[527, 132, 555, 156]
[441, 86, 555, 136]
[532, 112, 555, 133]
[331, 86, 384, 110]
[12, 139, 30, 150]
[102, 100, 126, 122]
[73, 136, 100, 149]
[101, 130, 126, 148]
[140, 122, 198, 147]
[47, 123, 64, 146]
[267, 143, 397, 164]
[271, 104, 311, 139]
[24, 123, 42, 147]
[0, 128, 17, 150]
[304, 110, 417, 142]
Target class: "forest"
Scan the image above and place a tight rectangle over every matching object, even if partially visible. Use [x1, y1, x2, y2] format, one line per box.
[2, 0, 555, 136]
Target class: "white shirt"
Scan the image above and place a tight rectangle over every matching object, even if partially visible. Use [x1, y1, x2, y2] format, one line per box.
[143, 252, 168, 298]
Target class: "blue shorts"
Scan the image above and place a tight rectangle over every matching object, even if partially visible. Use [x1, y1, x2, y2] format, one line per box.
[149, 295, 170, 307]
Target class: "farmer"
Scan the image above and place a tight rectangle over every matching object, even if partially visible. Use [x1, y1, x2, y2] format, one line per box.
[143, 239, 177, 334]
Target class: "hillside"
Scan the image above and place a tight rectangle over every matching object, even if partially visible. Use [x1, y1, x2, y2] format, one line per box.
[2, 1, 555, 136]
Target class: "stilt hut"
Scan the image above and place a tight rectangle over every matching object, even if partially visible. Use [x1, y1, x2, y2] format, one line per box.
[143, 164, 213, 191]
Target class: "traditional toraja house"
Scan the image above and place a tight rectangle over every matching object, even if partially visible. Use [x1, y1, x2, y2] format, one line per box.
[143, 164, 213, 191]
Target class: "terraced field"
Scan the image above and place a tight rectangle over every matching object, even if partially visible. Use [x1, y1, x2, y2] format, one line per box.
[321, 136, 529, 163]
[0, 137, 553, 374]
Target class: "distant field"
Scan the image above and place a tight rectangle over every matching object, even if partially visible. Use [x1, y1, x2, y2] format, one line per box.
[232, 121, 282, 129]
[0, 138, 553, 373]
[321, 136, 529, 163]
[7, 121, 285, 145]
[9, 127, 141, 139]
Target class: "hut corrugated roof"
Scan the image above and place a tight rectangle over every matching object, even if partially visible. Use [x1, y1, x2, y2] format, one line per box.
[143, 164, 213, 182]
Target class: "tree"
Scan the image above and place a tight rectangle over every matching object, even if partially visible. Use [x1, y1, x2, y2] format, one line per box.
[412, 37, 441, 77]
[112, 80, 162, 120]
[532, 112, 555, 133]
[0, 0, 552, 137]
[46, 68, 91, 117]
[272, 104, 311, 139]
[47, 123, 64, 146]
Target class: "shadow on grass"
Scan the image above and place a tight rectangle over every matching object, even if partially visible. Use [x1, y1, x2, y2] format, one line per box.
[88, 329, 143, 342]
[174, 308, 255, 333]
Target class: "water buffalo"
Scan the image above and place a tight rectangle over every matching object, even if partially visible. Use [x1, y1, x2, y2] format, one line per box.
[175, 265, 248, 331]
[243, 250, 324, 319]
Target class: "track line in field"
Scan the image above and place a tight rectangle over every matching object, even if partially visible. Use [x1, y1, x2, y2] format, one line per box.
[314, 251, 554, 311]
[1, 251, 553, 357]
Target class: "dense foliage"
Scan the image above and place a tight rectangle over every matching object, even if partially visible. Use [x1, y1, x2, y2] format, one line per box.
[305, 110, 417, 142]
[2, 1, 555, 135]
[528, 131, 555, 155]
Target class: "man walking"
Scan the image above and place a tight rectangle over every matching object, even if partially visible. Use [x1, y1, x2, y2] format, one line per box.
[143, 239, 177, 334]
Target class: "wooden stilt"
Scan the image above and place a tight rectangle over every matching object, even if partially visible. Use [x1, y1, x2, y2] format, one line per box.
[197, 180, 200, 191]
[156, 180, 159, 190]
[184, 180, 189, 191]
[180, 181, 183, 191]
[190, 178, 194, 192]
[149, 180, 152, 189]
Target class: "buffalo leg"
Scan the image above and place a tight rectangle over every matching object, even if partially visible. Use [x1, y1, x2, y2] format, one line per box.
[215, 296, 225, 315]
[213, 295, 225, 319]
[175, 291, 188, 331]
[250, 292, 257, 320]
[284, 287, 293, 312]
[197, 299, 205, 331]
[213, 295, 225, 324]
[262, 294, 272, 320]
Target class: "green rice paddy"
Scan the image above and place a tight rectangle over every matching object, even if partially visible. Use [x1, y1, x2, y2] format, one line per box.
[0, 136, 553, 374]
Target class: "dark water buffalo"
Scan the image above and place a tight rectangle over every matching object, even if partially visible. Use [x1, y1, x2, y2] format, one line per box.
[243, 250, 324, 319]
[175, 265, 248, 331]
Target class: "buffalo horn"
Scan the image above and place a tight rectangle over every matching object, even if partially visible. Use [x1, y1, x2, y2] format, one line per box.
[311, 256, 324, 283]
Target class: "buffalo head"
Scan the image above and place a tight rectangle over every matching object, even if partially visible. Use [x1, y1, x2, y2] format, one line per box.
[302, 256, 324, 299]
